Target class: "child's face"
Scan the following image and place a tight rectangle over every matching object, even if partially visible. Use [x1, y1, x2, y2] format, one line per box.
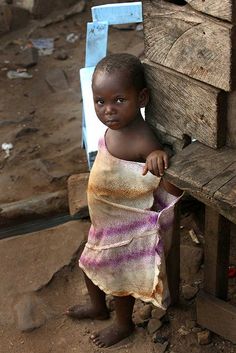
[92, 69, 148, 130]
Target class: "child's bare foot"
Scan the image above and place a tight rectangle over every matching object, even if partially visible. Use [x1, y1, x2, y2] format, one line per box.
[90, 321, 135, 347]
[65, 304, 110, 320]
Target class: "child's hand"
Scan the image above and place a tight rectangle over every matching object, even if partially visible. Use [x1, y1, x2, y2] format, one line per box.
[142, 150, 168, 177]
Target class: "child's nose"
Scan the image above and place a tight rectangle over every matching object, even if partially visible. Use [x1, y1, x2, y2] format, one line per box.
[105, 104, 114, 114]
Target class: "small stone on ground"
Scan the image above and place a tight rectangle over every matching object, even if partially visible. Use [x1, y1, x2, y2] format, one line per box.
[197, 330, 212, 345]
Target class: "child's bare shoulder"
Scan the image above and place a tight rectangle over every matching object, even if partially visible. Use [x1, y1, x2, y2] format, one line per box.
[136, 122, 162, 158]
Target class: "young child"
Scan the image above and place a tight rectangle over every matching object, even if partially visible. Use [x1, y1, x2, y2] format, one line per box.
[66, 53, 182, 348]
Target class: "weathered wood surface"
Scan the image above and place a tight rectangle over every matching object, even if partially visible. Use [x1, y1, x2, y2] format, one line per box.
[166, 204, 180, 305]
[215, 175, 236, 208]
[143, 0, 235, 91]
[144, 60, 226, 148]
[197, 291, 236, 343]
[227, 90, 236, 148]
[164, 142, 236, 223]
[149, 128, 190, 155]
[0, 5, 12, 33]
[186, 0, 235, 22]
[204, 207, 230, 299]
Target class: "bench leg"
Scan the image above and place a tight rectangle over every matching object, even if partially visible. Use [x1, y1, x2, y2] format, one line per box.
[204, 206, 230, 299]
[196, 207, 236, 343]
[166, 203, 180, 305]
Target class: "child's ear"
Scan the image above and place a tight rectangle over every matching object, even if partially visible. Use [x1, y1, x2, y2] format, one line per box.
[139, 88, 149, 108]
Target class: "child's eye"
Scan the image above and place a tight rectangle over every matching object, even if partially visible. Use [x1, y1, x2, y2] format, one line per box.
[116, 98, 125, 103]
[96, 99, 104, 105]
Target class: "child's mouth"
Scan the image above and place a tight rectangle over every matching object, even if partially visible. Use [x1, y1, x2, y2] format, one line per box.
[106, 119, 119, 126]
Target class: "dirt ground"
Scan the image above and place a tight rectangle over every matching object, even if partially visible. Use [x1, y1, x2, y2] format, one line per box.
[0, 0, 143, 225]
[1, 212, 236, 353]
[0, 1, 236, 353]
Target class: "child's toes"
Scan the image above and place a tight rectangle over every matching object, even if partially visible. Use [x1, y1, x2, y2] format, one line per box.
[96, 340, 104, 348]
[93, 337, 100, 344]
[90, 334, 105, 347]
[90, 333, 98, 340]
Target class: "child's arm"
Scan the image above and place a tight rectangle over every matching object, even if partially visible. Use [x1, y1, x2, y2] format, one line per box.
[160, 179, 183, 197]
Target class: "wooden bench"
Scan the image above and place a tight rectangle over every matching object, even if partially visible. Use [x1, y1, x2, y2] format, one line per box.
[165, 142, 236, 343]
[143, 0, 236, 343]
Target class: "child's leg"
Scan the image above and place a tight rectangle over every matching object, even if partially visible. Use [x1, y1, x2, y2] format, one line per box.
[91, 295, 135, 347]
[66, 273, 109, 320]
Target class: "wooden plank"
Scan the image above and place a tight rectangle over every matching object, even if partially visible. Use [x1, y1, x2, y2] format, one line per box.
[143, 0, 234, 91]
[204, 207, 230, 299]
[196, 291, 236, 343]
[85, 21, 108, 68]
[91, 2, 142, 25]
[144, 60, 226, 148]
[186, 0, 235, 22]
[166, 142, 236, 188]
[164, 142, 236, 223]
[227, 90, 236, 148]
[148, 128, 190, 155]
[215, 175, 236, 207]
[203, 162, 236, 195]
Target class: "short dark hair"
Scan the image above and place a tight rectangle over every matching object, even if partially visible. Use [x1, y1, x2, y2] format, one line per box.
[93, 53, 146, 91]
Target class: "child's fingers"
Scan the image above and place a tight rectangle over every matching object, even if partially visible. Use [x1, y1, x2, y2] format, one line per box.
[143, 151, 169, 177]
[151, 158, 160, 177]
[163, 154, 169, 169]
[157, 158, 164, 176]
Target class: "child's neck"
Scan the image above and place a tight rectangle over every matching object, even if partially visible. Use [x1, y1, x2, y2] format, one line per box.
[117, 113, 145, 134]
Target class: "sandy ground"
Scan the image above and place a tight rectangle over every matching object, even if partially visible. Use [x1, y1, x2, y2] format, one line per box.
[0, 1, 236, 353]
[0, 0, 143, 225]
[0, 1, 143, 199]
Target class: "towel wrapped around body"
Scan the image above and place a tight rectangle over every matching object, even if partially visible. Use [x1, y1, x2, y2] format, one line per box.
[79, 136, 181, 309]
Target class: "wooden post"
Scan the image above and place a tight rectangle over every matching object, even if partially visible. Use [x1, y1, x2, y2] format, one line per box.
[197, 291, 236, 344]
[204, 206, 231, 300]
[166, 203, 180, 305]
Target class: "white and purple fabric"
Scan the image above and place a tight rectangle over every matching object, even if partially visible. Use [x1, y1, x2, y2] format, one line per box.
[79, 136, 181, 309]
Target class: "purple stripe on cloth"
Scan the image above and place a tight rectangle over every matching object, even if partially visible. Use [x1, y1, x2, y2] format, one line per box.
[89, 214, 158, 239]
[80, 244, 161, 269]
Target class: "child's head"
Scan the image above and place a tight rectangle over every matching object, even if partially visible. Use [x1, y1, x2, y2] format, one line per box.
[92, 53, 149, 130]
[93, 53, 146, 92]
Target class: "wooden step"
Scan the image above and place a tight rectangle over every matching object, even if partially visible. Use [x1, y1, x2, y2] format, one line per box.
[165, 142, 236, 223]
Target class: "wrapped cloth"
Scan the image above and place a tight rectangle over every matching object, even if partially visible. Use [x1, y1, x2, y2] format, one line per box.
[79, 136, 181, 309]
